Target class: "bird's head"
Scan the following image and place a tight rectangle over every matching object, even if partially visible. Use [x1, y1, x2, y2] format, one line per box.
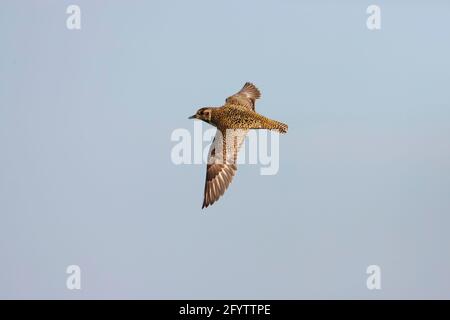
[189, 107, 212, 123]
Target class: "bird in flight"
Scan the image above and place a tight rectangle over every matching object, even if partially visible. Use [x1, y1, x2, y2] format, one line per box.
[189, 82, 288, 209]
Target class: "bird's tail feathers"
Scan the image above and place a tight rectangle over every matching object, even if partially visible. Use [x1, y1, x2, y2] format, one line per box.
[266, 119, 288, 133]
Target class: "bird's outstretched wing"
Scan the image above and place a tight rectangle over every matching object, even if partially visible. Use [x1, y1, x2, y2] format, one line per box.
[202, 128, 248, 208]
[225, 82, 261, 111]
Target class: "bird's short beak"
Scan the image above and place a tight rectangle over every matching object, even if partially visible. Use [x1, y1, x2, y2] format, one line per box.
[188, 114, 197, 119]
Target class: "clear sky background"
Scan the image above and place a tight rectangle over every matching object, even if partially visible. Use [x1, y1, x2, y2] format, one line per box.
[1, 0, 449, 299]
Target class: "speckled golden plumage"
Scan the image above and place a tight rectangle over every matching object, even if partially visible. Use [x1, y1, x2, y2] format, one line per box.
[211, 104, 288, 133]
[189, 82, 288, 209]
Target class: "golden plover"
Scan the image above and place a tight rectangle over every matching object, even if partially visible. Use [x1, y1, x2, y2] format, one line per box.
[189, 82, 288, 209]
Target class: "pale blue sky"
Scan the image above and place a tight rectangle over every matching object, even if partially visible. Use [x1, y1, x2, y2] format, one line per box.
[1, 0, 450, 299]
